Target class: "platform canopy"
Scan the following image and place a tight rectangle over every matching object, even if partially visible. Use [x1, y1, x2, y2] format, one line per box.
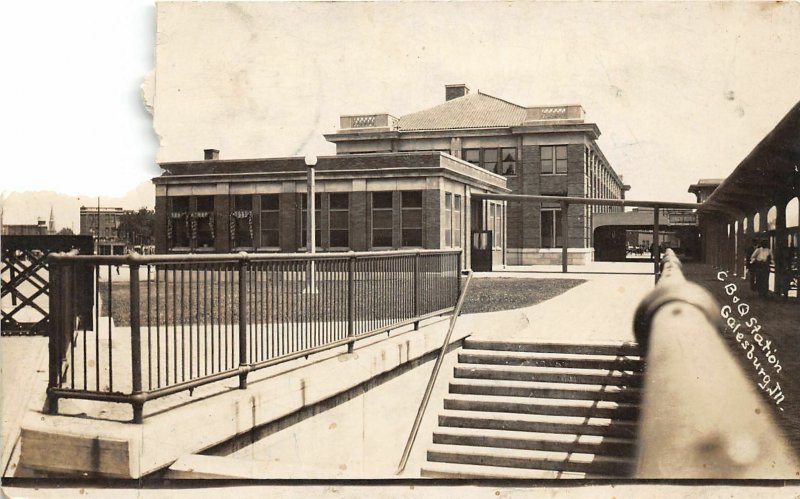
[699, 101, 800, 217]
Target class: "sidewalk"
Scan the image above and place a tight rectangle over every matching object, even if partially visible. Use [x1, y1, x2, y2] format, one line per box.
[466, 262, 655, 344]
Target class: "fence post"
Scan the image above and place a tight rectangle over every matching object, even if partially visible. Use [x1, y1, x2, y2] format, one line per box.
[46, 255, 62, 415]
[413, 252, 420, 330]
[238, 254, 249, 389]
[129, 260, 144, 423]
[347, 255, 355, 353]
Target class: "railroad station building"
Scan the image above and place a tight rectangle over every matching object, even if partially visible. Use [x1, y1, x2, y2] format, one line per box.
[153, 84, 628, 267]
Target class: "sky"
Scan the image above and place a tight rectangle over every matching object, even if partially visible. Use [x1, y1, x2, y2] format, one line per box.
[3, 1, 800, 228]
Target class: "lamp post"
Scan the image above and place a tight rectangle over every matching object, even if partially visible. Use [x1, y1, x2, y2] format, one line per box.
[305, 154, 318, 294]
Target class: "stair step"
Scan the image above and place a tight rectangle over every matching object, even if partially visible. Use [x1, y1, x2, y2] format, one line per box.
[443, 394, 639, 420]
[454, 365, 643, 387]
[427, 443, 635, 476]
[439, 410, 639, 438]
[464, 339, 641, 357]
[432, 427, 637, 456]
[421, 461, 583, 479]
[449, 379, 641, 403]
[458, 350, 644, 371]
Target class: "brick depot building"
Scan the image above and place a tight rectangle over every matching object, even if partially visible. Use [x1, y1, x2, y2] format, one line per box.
[153, 151, 509, 269]
[153, 84, 627, 267]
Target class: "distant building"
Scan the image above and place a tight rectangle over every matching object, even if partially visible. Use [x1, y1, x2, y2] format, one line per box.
[688, 179, 724, 204]
[79, 206, 130, 255]
[1, 219, 48, 236]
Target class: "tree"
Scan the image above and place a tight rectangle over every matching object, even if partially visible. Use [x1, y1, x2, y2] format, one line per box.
[56, 227, 74, 235]
[118, 207, 156, 246]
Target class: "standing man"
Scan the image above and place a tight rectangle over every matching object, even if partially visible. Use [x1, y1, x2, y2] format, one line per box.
[750, 239, 774, 298]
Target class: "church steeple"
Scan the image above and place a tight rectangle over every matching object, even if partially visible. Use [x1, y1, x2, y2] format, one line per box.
[48, 206, 55, 235]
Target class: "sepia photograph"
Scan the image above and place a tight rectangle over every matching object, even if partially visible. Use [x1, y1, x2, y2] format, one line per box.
[2, 1, 800, 497]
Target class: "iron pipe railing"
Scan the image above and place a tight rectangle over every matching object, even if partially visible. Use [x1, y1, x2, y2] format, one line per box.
[46, 249, 462, 423]
[633, 249, 799, 478]
[397, 269, 473, 474]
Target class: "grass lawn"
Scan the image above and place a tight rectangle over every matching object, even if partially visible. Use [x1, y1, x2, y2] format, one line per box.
[461, 278, 586, 315]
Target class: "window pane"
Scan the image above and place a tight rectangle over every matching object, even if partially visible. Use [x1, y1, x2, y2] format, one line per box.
[330, 211, 349, 229]
[454, 195, 462, 210]
[196, 196, 214, 212]
[171, 197, 189, 212]
[373, 210, 393, 229]
[445, 193, 452, 209]
[483, 149, 498, 162]
[556, 146, 568, 160]
[541, 159, 553, 174]
[373, 192, 393, 209]
[260, 194, 279, 210]
[330, 229, 348, 248]
[261, 213, 279, 230]
[402, 209, 422, 227]
[541, 210, 554, 248]
[556, 159, 568, 174]
[402, 191, 422, 208]
[402, 229, 422, 247]
[541, 146, 553, 160]
[261, 230, 279, 247]
[234, 195, 252, 211]
[463, 149, 480, 165]
[330, 193, 349, 209]
[373, 229, 392, 247]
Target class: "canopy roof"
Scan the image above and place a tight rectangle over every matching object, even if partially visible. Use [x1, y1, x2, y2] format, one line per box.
[700, 101, 800, 217]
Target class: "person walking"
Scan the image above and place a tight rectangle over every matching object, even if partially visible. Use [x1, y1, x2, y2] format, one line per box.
[750, 239, 774, 298]
[745, 238, 758, 291]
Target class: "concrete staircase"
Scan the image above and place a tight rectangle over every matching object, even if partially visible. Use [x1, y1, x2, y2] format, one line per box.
[421, 338, 644, 479]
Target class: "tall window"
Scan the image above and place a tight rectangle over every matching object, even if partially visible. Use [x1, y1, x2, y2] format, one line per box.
[259, 194, 280, 248]
[541, 208, 563, 248]
[493, 203, 502, 249]
[401, 191, 423, 247]
[453, 195, 462, 248]
[329, 193, 349, 249]
[231, 195, 253, 248]
[462, 147, 517, 176]
[194, 196, 215, 249]
[372, 192, 393, 248]
[300, 193, 322, 249]
[444, 193, 453, 247]
[168, 197, 190, 249]
[541, 145, 568, 174]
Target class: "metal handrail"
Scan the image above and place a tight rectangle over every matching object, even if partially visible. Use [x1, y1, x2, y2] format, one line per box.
[633, 249, 799, 478]
[397, 269, 473, 474]
[47, 248, 460, 265]
[46, 250, 463, 423]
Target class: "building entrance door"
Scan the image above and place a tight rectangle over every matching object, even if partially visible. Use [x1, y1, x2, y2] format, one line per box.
[471, 230, 493, 271]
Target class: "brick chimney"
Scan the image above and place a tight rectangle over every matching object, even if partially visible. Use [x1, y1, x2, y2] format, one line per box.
[204, 149, 220, 160]
[445, 84, 469, 101]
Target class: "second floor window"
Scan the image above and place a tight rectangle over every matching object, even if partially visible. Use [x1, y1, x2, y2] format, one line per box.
[462, 147, 517, 176]
[541, 145, 568, 174]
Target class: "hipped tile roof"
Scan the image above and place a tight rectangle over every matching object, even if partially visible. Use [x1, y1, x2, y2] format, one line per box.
[396, 91, 528, 131]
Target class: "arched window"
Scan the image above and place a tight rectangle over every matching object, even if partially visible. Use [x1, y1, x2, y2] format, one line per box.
[742, 217, 748, 233]
[787, 197, 799, 228]
[767, 206, 777, 231]
[753, 213, 761, 233]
